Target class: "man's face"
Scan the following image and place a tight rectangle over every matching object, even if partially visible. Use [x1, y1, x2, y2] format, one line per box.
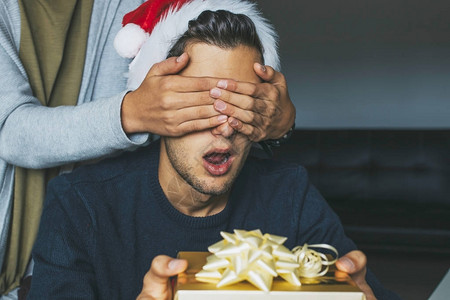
[160, 43, 262, 196]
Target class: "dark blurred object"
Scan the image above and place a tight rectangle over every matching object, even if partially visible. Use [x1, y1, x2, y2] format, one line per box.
[272, 129, 450, 254]
[18, 276, 31, 300]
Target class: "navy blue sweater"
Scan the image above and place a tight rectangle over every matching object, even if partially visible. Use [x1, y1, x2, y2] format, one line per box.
[29, 140, 399, 299]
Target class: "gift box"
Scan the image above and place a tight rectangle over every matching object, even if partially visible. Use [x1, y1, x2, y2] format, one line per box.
[174, 251, 366, 300]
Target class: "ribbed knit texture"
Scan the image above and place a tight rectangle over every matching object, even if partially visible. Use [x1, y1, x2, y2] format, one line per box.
[29, 140, 399, 300]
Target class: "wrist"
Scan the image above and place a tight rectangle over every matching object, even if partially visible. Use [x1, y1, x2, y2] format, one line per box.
[121, 91, 142, 134]
[271, 99, 296, 139]
[264, 122, 295, 147]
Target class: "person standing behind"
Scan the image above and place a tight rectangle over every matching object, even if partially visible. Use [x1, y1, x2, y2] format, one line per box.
[0, 0, 295, 298]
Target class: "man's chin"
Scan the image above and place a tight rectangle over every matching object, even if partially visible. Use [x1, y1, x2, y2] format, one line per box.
[193, 186, 230, 197]
[191, 179, 233, 196]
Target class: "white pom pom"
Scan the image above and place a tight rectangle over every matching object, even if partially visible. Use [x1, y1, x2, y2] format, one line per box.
[113, 23, 148, 58]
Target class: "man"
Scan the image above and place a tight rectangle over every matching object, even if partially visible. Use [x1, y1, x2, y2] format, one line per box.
[29, 1, 398, 300]
[0, 0, 295, 297]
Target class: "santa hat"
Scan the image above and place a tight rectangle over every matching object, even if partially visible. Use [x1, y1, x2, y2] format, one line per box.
[114, 0, 279, 90]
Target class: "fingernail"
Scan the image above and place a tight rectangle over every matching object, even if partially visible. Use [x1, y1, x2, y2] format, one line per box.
[210, 88, 222, 98]
[258, 63, 266, 72]
[217, 80, 228, 89]
[339, 257, 355, 272]
[229, 118, 238, 127]
[176, 53, 186, 63]
[168, 259, 184, 270]
[218, 115, 228, 123]
[214, 100, 226, 111]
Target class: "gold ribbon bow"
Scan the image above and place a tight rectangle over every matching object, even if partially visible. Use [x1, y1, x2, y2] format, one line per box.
[195, 229, 339, 292]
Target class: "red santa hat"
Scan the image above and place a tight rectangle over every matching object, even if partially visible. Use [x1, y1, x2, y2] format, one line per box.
[114, 0, 280, 90]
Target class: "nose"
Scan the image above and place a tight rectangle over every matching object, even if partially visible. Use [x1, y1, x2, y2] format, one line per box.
[211, 122, 235, 139]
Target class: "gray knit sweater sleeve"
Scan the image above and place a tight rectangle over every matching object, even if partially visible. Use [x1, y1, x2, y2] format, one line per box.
[0, 0, 148, 169]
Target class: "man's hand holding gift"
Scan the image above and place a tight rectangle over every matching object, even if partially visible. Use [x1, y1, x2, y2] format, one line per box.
[137, 255, 188, 300]
[137, 230, 376, 300]
[337, 250, 377, 300]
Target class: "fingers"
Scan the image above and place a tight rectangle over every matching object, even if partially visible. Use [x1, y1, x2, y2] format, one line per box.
[130, 58, 290, 140]
[212, 89, 268, 113]
[253, 63, 275, 82]
[161, 104, 227, 136]
[126, 56, 289, 139]
[150, 256, 187, 280]
[215, 80, 259, 98]
[213, 97, 269, 141]
[176, 105, 221, 121]
[336, 250, 367, 274]
[216, 65, 285, 98]
[211, 89, 274, 142]
[336, 251, 377, 300]
[176, 115, 228, 135]
[212, 82, 280, 116]
[213, 99, 257, 123]
[156, 76, 221, 93]
[211, 119, 264, 142]
[213, 96, 274, 122]
[147, 53, 190, 77]
[146, 54, 220, 93]
[228, 117, 265, 141]
[211, 122, 234, 137]
[138, 255, 188, 300]
[169, 91, 215, 108]
[254, 63, 288, 87]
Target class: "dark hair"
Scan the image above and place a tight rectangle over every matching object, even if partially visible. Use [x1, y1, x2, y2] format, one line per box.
[167, 10, 264, 63]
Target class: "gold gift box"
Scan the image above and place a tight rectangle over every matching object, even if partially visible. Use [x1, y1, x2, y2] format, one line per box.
[175, 251, 366, 300]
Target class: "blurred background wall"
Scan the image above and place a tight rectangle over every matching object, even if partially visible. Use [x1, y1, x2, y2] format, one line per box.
[257, 0, 450, 128]
[256, 1, 450, 299]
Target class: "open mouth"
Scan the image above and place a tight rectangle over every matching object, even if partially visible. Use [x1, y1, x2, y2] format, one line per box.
[203, 152, 231, 165]
[202, 149, 234, 176]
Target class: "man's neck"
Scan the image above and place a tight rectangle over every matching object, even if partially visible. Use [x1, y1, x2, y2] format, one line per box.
[164, 184, 229, 217]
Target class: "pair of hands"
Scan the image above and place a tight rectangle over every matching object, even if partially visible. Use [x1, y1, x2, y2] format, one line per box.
[137, 251, 377, 300]
[121, 52, 295, 141]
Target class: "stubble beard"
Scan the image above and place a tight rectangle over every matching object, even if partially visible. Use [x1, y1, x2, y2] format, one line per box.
[164, 141, 236, 197]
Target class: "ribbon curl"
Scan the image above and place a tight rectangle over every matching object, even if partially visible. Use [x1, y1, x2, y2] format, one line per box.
[292, 243, 338, 277]
[195, 230, 339, 292]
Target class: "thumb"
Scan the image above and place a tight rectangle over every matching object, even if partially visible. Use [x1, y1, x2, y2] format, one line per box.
[147, 52, 190, 77]
[336, 250, 367, 274]
[148, 256, 188, 281]
[336, 251, 376, 300]
[139, 255, 188, 300]
[253, 62, 276, 82]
